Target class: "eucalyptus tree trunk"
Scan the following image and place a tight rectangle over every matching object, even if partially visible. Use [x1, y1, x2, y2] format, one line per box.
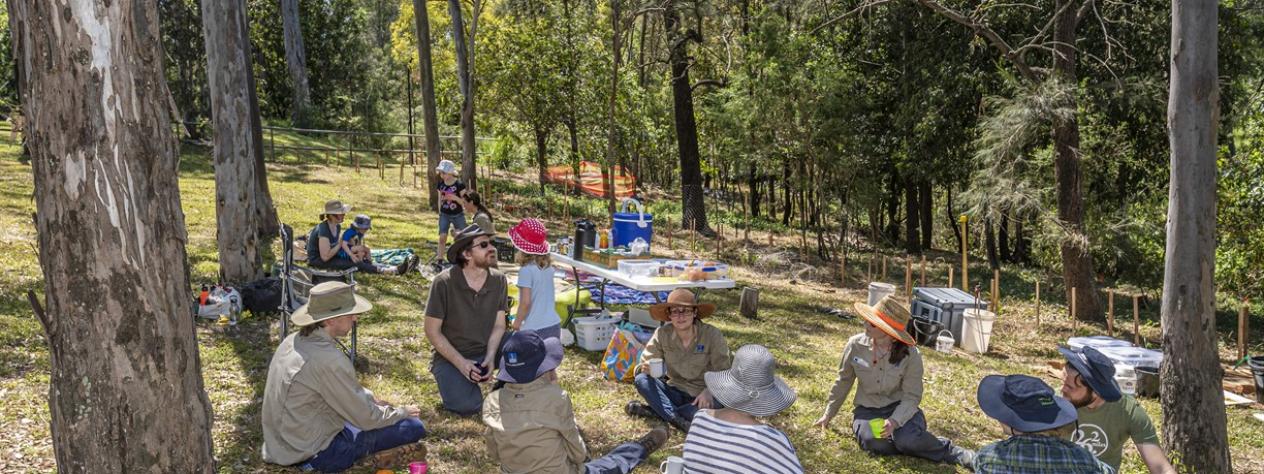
[918, 182, 933, 250]
[605, 0, 623, 214]
[414, 0, 442, 210]
[449, 0, 480, 190]
[203, 0, 265, 284]
[904, 180, 921, 254]
[1162, 1, 1230, 470]
[280, 0, 311, 126]
[534, 126, 550, 194]
[664, 2, 709, 234]
[12, 0, 215, 470]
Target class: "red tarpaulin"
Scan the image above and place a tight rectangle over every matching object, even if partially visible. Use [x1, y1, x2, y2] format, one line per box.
[544, 161, 636, 199]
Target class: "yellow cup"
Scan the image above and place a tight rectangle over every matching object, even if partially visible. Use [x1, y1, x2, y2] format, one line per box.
[869, 418, 886, 438]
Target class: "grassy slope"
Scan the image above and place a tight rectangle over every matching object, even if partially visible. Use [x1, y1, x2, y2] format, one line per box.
[0, 133, 1262, 473]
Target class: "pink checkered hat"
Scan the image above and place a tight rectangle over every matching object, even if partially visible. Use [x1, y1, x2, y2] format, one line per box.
[508, 218, 550, 255]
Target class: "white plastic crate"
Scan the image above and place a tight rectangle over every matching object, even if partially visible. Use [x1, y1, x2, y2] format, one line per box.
[573, 316, 618, 351]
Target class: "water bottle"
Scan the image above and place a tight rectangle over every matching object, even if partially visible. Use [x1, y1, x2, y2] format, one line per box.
[228, 293, 241, 327]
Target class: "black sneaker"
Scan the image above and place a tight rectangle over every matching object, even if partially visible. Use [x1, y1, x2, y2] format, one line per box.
[669, 416, 692, 433]
[635, 425, 670, 454]
[624, 400, 657, 419]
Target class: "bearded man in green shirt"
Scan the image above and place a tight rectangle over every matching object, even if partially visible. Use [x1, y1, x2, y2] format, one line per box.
[1059, 346, 1176, 474]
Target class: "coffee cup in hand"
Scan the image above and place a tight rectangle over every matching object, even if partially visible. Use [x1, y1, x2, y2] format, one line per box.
[648, 359, 665, 378]
[660, 456, 684, 474]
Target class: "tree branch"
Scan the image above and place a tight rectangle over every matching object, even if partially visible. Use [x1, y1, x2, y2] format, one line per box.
[691, 79, 726, 93]
[808, 0, 897, 35]
[914, 0, 1038, 82]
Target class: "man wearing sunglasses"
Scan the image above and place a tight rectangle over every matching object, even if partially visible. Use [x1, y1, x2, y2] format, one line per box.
[424, 224, 509, 416]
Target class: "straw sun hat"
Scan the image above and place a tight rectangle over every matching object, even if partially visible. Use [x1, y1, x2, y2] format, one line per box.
[649, 288, 716, 322]
[290, 281, 373, 327]
[852, 295, 916, 346]
[704, 345, 797, 417]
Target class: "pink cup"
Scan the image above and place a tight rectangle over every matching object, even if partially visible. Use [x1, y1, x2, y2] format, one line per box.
[408, 461, 428, 474]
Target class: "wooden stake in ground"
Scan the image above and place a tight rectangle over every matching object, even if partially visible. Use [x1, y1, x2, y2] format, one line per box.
[839, 256, 847, 287]
[1132, 294, 1141, 345]
[867, 256, 874, 283]
[882, 255, 888, 280]
[1239, 297, 1249, 360]
[1035, 280, 1042, 328]
[948, 266, 954, 289]
[905, 260, 913, 301]
[959, 214, 970, 291]
[667, 219, 673, 250]
[1072, 287, 1078, 333]
[739, 287, 760, 319]
[992, 268, 1001, 315]
[920, 255, 927, 286]
[1107, 290, 1116, 338]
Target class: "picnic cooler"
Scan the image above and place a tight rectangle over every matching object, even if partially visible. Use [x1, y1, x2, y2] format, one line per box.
[612, 199, 653, 248]
[911, 287, 988, 347]
[573, 316, 619, 351]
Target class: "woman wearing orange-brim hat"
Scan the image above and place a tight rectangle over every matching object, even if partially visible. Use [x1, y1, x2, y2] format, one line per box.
[812, 295, 975, 469]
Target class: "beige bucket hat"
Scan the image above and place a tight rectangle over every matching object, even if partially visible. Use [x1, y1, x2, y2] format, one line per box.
[290, 281, 373, 327]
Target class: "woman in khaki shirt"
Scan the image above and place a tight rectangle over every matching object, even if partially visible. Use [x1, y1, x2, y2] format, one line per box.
[814, 296, 974, 469]
[624, 289, 731, 432]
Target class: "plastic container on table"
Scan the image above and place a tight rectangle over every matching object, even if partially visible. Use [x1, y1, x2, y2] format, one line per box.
[618, 259, 663, 278]
[1067, 336, 1133, 351]
[612, 198, 654, 248]
[1095, 345, 1164, 369]
[910, 287, 989, 347]
[960, 309, 997, 354]
[573, 316, 619, 352]
[867, 282, 897, 306]
[665, 260, 730, 280]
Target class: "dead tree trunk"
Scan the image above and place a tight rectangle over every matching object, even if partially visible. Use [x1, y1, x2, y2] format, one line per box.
[13, 0, 216, 470]
[1161, 1, 1230, 470]
[203, 0, 265, 284]
[280, 0, 311, 126]
[413, 0, 442, 211]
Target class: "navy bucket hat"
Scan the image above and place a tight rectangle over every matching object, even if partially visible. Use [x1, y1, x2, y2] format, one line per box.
[1059, 346, 1123, 402]
[977, 374, 1078, 433]
[497, 330, 563, 384]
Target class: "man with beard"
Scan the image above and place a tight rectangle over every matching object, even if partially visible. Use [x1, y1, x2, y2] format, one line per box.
[424, 224, 509, 416]
[1059, 346, 1176, 474]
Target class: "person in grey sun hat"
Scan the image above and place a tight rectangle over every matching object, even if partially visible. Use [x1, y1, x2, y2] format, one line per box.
[683, 344, 805, 473]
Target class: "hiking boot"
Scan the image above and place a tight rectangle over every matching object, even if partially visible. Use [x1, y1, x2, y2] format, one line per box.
[950, 446, 975, 470]
[669, 416, 692, 433]
[357, 441, 426, 469]
[625, 400, 657, 419]
[635, 424, 671, 454]
[397, 255, 419, 274]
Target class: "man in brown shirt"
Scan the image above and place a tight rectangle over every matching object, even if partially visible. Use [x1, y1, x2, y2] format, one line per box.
[483, 330, 668, 473]
[262, 282, 425, 472]
[424, 224, 509, 415]
[625, 289, 731, 432]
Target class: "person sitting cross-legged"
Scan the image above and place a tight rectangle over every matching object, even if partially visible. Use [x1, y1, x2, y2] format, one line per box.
[483, 330, 670, 474]
[974, 374, 1116, 474]
[683, 344, 805, 474]
[1059, 346, 1176, 474]
[261, 281, 426, 473]
[625, 289, 731, 432]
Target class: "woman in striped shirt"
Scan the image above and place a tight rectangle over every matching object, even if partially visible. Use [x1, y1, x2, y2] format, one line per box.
[683, 345, 804, 474]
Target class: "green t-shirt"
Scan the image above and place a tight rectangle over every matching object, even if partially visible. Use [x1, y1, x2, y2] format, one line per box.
[1071, 395, 1160, 470]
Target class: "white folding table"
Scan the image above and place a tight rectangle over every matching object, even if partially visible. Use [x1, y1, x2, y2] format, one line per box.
[550, 252, 735, 312]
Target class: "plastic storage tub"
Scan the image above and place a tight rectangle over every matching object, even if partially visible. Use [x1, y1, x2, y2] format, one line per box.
[617, 259, 663, 278]
[910, 287, 989, 347]
[1067, 336, 1133, 351]
[573, 316, 618, 351]
[665, 260, 730, 280]
[1095, 345, 1164, 368]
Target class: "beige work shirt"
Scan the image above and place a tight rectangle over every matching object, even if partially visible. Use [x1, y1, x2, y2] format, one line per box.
[482, 377, 588, 474]
[822, 333, 925, 426]
[640, 320, 731, 397]
[261, 328, 409, 466]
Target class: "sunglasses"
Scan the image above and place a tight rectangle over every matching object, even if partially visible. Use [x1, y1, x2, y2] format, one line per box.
[472, 241, 494, 250]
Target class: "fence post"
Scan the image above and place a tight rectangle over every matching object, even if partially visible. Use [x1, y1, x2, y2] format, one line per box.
[1106, 290, 1115, 338]
[881, 255, 888, 281]
[1239, 297, 1249, 360]
[992, 268, 1001, 316]
[904, 260, 913, 301]
[1035, 279, 1041, 328]
[948, 266, 954, 289]
[920, 255, 927, 286]
[268, 127, 275, 162]
[1132, 295, 1141, 346]
[1071, 287, 1078, 333]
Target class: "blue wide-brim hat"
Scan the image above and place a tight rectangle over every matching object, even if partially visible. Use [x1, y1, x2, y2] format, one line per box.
[497, 330, 563, 384]
[1059, 346, 1122, 402]
[977, 374, 1078, 433]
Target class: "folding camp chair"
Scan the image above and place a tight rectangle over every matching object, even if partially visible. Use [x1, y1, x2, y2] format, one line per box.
[278, 224, 361, 365]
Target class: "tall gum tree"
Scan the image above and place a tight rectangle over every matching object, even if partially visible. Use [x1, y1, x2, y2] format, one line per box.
[10, 0, 215, 470]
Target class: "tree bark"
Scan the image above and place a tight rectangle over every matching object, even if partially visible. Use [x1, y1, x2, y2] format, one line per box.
[665, 3, 709, 234]
[919, 181, 933, 250]
[999, 213, 1011, 262]
[1052, 0, 1101, 320]
[449, 0, 479, 190]
[605, 0, 623, 214]
[244, 31, 279, 240]
[13, 0, 215, 470]
[985, 218, 999, 270]
[280, 0, 311, 126]
[781, 160, 792, 226]
[747, 163, 761, 218]
[534, 126, 550, 194]
[203, 0, 265, 284]
[946, 185, 961, 248]
[414, 0, 442, 211]
[1162, 1, 1230, 470]
[904, 180, 921, 254]
[1014, 217, 1030, 263]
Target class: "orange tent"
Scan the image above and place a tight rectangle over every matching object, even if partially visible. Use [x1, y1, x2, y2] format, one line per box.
[544, 161, 636, 199]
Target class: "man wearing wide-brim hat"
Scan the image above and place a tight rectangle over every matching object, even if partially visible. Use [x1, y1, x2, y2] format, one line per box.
[482, 330, 670, 473]
[262, 282, 425, 472]
[423, 224, 509, 416]
[1059, 346, 1175, 474]
[974, 374, 1116, 473]
[624, 288, 731, 433]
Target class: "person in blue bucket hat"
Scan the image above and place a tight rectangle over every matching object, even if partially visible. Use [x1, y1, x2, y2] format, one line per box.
[973, 374, 1115, 474]
[1059, 346, 1175, 474]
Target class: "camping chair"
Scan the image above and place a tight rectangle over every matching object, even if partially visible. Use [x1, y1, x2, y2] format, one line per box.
[278, 224, 361, 365]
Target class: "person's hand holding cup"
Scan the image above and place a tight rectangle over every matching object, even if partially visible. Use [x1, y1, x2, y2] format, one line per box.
[648, 359, 665, 378]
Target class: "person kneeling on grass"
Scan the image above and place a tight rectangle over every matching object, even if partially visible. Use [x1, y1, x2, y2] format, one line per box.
[1059, 346, 1176, 474]
[974, 374, 1116, 474]
[625, 289, 731, 433]
[813, 295, 974, 469]
[483, 330, 670, 474]
[261, 282, 425, 473]
[683, 344, 805, 474]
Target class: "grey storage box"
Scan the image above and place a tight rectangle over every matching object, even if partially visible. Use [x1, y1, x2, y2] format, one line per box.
[911, 287, 988, 347]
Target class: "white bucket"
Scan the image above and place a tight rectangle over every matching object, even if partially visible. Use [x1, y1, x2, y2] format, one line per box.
[935, 329, 955, 354]
[867, 282, 897, 306]
[961, 309, 997, 354]
[1114, 364, 1137, 396]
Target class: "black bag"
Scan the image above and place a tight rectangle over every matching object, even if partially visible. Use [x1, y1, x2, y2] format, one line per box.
[239, 277, 282, 316]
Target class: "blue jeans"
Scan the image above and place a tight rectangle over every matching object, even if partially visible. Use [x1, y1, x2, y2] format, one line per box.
[438, 212, 467, 235]
[301, 417, 426, 473]
[431, 355, 484, 416]
[584, 441, 648, 474]
[852, 402, 960, 463]
[633, 373, 722, 422]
